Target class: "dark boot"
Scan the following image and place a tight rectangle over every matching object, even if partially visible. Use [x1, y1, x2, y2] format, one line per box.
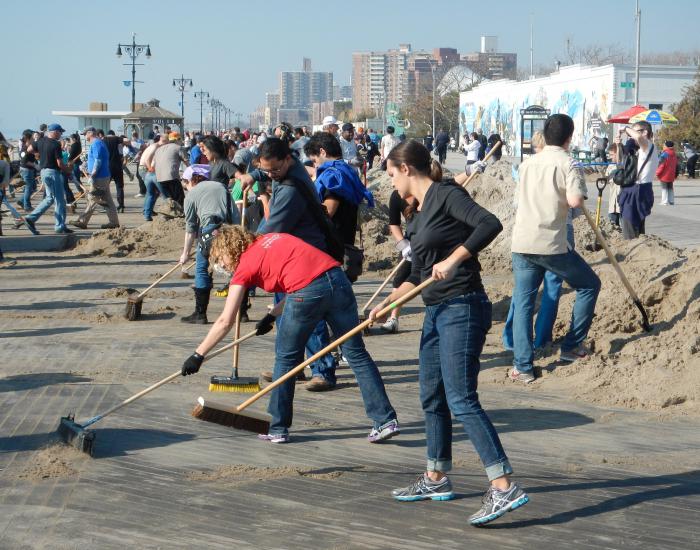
[240, 297, 251, 323]
[181, 288, 210, 324]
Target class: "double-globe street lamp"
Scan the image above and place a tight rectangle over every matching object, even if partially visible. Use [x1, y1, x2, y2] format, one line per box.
[116, 33, 152, 113]
[173, 75, 193, 132]
[194, 90, 210, 134]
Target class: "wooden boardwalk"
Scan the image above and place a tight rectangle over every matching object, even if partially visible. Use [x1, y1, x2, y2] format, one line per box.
[1, 209, 699, 549]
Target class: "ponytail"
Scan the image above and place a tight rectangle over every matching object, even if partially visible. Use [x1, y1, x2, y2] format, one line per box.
[429, 159, 443, 182]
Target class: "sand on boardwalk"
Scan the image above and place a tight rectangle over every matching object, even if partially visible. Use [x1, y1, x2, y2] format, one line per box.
[359, 159, 700, 415]
[15, 443, 87, 481]
[186, 464, 346, 485]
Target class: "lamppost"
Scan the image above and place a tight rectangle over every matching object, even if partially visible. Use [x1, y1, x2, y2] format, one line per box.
[172, 74, 193, 131]
[209, 99, 221, 132]
[116, 33, 152, 113]
[429, 60, 437, 135]
[194, 90, 209, 133]
[234, 112, 243, 128]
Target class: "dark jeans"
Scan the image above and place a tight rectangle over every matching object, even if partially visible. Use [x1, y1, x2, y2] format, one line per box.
[269, 267, 395, 435]
[62, 174, 75, 204]
[160, 179, 184, 206]
[420, 292, 512, 480]
[136, 165, 146, 195]
[687, 155, 697, 178]
[110, 164, 124, 208]
[194, 224, 217, 290]
[19, 167, 36, 210]
[437, 146, 447, 164]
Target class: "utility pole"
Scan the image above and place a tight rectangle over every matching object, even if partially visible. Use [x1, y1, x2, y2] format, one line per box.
[172, 75, 193, 132]
[634, 0, 641, 105]
[194, 89, 209, 133]
[116, 33, 152, 113]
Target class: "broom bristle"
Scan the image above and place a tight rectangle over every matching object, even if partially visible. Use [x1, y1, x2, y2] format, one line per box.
[57, 415, 95, 456]
[209, 375, 260, 393]
[192, 397, 270, 433]
[124, 295, 143, 321]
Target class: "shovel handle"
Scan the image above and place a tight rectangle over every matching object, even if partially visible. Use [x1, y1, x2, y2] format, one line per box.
[461, 141, 502, 188]
[138, 260, 196, 299]
[360, 259, 406, 314]
[236, 277, 435, 412]
[81, 330, 259, 428]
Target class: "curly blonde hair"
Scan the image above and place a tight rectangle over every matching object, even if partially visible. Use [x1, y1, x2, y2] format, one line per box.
[209, 225, 258, 271]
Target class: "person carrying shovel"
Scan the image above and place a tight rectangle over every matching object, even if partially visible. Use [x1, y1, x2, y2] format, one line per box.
[181, 225, 400, 444]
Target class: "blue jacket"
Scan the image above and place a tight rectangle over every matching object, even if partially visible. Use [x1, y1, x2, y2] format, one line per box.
[314, 160, 374, 208]
[88, 139, 110, 179]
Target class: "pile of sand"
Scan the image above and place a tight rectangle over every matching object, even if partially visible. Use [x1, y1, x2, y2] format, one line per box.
[16, 444, 86, 480]
[359, 160, 700, 414]
[71, 217, 185, 258]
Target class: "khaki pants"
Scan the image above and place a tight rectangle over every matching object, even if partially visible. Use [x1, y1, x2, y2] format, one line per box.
[78, 177, 119, 226]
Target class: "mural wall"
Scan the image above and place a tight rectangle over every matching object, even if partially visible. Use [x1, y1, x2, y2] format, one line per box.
[459, 70, 614, 156]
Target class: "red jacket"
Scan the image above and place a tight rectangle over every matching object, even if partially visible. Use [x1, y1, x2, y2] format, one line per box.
[656, 146, 678, 183]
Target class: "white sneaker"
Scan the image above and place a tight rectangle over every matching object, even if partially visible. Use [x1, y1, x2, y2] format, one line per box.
[380, 317, 399, 334]
[134, 193, 144, 198]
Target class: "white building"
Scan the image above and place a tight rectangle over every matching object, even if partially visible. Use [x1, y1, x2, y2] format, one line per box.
[459, 63, 698, 156]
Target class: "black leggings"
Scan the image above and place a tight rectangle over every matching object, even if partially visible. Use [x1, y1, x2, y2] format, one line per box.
[110, 165, 124, 208]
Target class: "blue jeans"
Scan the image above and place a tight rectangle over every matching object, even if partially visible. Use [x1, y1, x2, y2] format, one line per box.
[503, 224, 575, 349]
[19, 167, 36, 209]
[268, 267, 395, 435]
[194, 223, 218, 290]
[420, 292, 512, 480]
[26, 169, 67, 230]
[511, 251, 601, 373]
[143, 171, 160, 219]
[274, 293, 337, 384]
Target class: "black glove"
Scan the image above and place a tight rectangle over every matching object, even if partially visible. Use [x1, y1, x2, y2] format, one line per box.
[182, 352, 204, 376]
[255, 313, 276, 336]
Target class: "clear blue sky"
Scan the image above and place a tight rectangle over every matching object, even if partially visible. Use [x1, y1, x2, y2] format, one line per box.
[1, 0, 697, 137]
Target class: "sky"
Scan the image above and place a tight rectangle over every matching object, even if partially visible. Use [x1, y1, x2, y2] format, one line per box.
[1, 0, 698, 138]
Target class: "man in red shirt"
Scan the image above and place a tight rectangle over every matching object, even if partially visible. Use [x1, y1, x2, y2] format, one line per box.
[180, 226, 399, 444]
[656, 140, 678, 206]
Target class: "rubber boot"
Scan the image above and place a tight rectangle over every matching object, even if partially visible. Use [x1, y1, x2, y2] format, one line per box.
[181, 288, 210, 324]
[240, 296, 251, 323]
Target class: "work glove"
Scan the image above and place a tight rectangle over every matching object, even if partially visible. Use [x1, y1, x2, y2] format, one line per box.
[255, 313, 276, 336]
[474, 160, 487, 173]
[395, 238, 410, 252]
[182, 352, 204, 376]
[401, 244, 412, 262]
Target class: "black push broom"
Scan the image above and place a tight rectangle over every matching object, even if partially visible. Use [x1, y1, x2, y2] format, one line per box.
[192, 277, 435, 432]
[125, 260, 195, 321]
[57, 329, 258, 456]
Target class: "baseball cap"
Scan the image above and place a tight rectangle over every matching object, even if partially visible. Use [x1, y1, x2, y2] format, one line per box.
[341, 123, 354, 132]
[169, 131, 181, 141]
[81, 126, 98, 135]
[182, 164, 211, 181]
[322, 115, 338, 126]
[47, 123, 66, 133]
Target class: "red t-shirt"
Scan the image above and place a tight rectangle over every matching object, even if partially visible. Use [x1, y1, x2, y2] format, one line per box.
[230, 233, 340, 293]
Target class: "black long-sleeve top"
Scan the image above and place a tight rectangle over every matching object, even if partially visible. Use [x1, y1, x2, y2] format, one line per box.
[407, 179, 502, 305]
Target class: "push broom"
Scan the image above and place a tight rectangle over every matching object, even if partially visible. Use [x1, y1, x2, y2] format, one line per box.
[192, 277, 435, 432]
[57, 329, 260, 456]
[124, 260, 196, 321]
[209, 189, 261, 393]
[582, 206, 652, 332]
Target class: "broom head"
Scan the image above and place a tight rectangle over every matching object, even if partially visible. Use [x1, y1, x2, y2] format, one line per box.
[57, 415, 96, 456]
[124, 291, 143, 321]
[209, 375, 261, 393]
[192, 396, 270, 433]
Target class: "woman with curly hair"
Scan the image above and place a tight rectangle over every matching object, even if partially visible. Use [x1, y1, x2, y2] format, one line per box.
[180, 225, 399, 444]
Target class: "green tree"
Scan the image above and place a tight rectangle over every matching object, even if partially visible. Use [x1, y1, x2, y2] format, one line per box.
[659, 67, 700, 146]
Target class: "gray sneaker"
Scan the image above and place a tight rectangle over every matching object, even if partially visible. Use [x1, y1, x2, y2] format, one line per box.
[368, 419, 400, 443]
[469, 482, 529, 526]
[509, 368, 535, 384]
[392, 474, 454, 502]
[560, 345, 591, 362]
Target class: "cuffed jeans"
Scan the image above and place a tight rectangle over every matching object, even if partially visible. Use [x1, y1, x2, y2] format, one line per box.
[194, 224, 217, 290]
[503, 224, 575, 349]
[26, 169, 67, 230]
[143, 171, 160, 219]
[420, 292, 512, 480]
[511, 251, 601, 373]
[269, 267, 395, 435]
[19, 167, 36, 209]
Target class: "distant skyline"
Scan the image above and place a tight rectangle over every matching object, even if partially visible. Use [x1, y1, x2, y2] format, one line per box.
[2, 0, 698, 137]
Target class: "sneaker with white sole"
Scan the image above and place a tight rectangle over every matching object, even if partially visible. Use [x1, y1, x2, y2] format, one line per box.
[257, 433, 289, 444]
[509, 368, 535, 384]
[380, 317, 399, 334]
[560, 345, 591, 363]
[392, 473, 455, 502]
[368, 419, 400, 443]
[469, 482, 529, 526]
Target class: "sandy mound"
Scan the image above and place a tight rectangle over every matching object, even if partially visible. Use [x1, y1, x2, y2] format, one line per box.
[71, 217, 185, 258]
[16, 444, 87, 481]
[186, 464, 345, 484]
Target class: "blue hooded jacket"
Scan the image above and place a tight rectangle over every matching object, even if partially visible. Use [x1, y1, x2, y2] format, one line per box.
[314, 160, 375, 208]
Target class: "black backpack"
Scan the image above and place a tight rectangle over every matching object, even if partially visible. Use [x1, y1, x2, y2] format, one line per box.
[613, 144, 654, 187]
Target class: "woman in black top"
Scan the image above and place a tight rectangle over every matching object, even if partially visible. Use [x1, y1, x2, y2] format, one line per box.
[370, 140, 529, 526]
[200, 135, 238, 186]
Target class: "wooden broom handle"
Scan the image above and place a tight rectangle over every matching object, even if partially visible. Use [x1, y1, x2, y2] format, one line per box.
[138, 260, 196, 299]
[360, 259, 406, 313]
[82, 330, 258, 427]
[461, 141, 502, 188]
[236, 277, 435, 412]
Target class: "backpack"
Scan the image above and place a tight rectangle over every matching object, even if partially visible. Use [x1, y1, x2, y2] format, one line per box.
[612, 144, 654, 187]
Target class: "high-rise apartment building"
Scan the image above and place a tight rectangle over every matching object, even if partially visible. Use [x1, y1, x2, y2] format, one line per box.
[279, 59, 333, 109]
[264, 92, 280, 126]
